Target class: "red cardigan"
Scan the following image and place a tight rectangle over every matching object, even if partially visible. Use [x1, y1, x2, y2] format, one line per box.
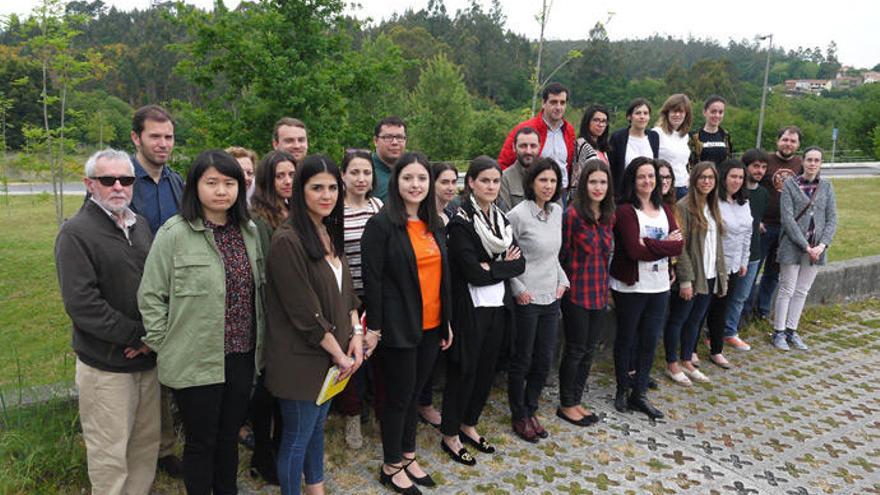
[609, 203, 683, 286]
[497, 112, 576, 173]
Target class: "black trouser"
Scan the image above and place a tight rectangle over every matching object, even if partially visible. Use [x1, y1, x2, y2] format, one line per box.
[558, 299, 603, 408]
[377, 329, 440, 464]
[612, 291, 669, 394]
[706, 272, 741, 355]
[508, 300, 560, 419]
[249, 372, 281, 467]
[173, 352, 254, 495]
[441, 307, 505, 437]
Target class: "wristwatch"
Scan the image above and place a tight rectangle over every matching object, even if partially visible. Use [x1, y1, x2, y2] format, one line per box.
[352, 323, 365, 336]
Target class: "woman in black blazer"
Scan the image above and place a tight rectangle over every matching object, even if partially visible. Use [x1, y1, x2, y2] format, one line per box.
[440, 156, 525, 467]
[608, 98, 660, 199]
[361, 152, 453, 495]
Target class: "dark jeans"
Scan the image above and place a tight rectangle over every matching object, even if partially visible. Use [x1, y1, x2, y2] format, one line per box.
[664, 279, 715, 363]
[173, 352, 254, 495]
[377, 329, 440, 463]
[612, 291, 669, 394]
[558, 299, 603, 408]
[706, 273, 741, 355]
[675, 186, 688, 200]
[508, 300, 560, 419]
[249, 372, 281, 468]
[755, 223, 782, 317]
[441, 307, 505, 437]
[277, 399, 331, 494]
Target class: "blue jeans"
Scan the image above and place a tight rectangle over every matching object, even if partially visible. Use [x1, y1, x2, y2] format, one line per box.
[755, 224, 781, 317]
[724, 260, 760, 337]
[612, 290, 669, 394]
[664, 279, 715, 363]
[277, 399, 331, 494]
[509, 300, 560, 419]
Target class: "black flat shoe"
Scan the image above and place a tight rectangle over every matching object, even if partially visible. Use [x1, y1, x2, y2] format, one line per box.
[380, 464, 422, 494]
[556, 408, 599, 427]
[628, 393, 664, 420]
[418, 413, 441, 429]
[459, 432, 495, 454]
[440, 440, 476, 466]
[403, 458, 436, 487]
[647, 376, 659, 390]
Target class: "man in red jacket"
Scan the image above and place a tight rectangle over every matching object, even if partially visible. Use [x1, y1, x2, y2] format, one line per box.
[498, 82, 576, 195]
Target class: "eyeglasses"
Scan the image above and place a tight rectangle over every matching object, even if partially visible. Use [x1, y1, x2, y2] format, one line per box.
[377, 135, 407, 143]
[91, 176, 136, 187]
[660, 175, 673, 182]
[697, 175, 716, 182]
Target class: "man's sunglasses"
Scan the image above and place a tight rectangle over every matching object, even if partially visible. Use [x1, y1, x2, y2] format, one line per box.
[91, 176, 136, 187]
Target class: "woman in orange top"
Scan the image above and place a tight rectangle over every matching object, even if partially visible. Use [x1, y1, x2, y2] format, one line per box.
[361, 152, 453, 494]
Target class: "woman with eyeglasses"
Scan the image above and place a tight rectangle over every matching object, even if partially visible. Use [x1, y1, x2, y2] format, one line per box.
[657, 160, 677, 207]
[139, 150, 265, 494]
[570, 105, 610, 198]
[663, 162, 727, 387]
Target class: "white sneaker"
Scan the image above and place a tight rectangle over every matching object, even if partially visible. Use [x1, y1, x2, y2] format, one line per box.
[665, 368, 693, 387]
[345, 415, 363, 449]
[683, 367, 711, 383]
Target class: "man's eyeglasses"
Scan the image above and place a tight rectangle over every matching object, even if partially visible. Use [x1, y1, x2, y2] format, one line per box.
[92, 176, 136, 187]
[377, 135, 407, 143]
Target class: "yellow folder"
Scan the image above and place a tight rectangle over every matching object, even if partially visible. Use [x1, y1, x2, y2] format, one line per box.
[316, 365, 351, 406]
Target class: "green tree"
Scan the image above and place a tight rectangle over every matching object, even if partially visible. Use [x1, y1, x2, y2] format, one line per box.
[408, 54, 473, 160]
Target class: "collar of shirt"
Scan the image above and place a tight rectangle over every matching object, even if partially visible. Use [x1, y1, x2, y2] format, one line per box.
[542, 115, 563, 133]
[90, 197, 137, 232]
[798, 174, 820, 185]
[526, 199, 552, 222]
[133, 155, 171, 181]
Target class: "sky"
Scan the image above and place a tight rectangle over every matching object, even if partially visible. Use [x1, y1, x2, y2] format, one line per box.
[2, 0, 878, 69]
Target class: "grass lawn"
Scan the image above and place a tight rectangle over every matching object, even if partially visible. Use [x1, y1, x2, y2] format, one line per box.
[0, 178, 878, 394]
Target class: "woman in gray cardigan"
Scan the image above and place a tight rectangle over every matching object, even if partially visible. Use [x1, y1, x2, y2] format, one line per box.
[772, 146, 837, 351]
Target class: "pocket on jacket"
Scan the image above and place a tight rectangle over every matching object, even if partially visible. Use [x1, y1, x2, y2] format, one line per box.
[173, 254, 212, 296]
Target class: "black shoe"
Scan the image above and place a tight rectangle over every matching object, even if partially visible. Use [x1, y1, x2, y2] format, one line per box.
[555, 408, 599, 427]
[614, 387, 629, 413]
[647, 376, 659, 390]
[459, 432, 495, 454]
[403, 458, 436, 487]
[380, 464, 422, 494]
[628, 392, 664, 420]
[157, 454, 184, 479]
[440, 440, 476, 466]
[418, 412, 441, 429]
[250, 452, 279, 485]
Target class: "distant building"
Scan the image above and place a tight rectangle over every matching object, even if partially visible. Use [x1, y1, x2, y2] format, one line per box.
[784, 79, 832, 95]
[863, 71, 880, 84]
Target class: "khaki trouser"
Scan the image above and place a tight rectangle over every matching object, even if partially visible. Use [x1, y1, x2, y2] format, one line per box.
[76, 359, 160, 495]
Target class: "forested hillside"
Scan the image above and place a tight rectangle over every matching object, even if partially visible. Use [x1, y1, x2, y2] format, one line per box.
[2, 0, 878, 166]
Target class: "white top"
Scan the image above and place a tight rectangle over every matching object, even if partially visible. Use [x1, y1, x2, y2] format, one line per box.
[719, 199, 753, 274]
[610, 207, 671, 293]
[327, 258, 343, 292]
[702, 205, 718, 280]
[468, 282, 505, 307]
[507, 200, 570, 305]
[541, 118, 569, 189]
[653, 127, 690, 188]
[624, 135, 653, 170]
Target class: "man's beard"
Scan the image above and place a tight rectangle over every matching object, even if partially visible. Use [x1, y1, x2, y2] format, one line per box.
[517, 155, 534, 167]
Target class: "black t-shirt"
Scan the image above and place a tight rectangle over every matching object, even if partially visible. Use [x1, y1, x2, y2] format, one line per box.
[696, 128, 731, 164]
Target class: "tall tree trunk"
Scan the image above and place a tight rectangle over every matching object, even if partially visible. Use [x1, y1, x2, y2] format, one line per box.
[530, 0, 549, 117]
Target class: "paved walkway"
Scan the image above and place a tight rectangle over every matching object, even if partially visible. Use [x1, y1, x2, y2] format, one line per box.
[156, 303, 880, 494]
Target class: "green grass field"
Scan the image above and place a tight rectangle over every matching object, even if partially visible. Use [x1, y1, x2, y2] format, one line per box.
[1, 177, 878, 393]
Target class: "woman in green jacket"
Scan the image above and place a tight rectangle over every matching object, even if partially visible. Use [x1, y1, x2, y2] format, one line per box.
[139, 150, 265, 495]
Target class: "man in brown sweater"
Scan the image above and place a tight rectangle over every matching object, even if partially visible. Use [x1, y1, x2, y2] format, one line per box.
[754, 126, 803, 318]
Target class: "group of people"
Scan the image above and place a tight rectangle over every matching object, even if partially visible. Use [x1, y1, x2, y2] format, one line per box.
[55, 80, 837, 495]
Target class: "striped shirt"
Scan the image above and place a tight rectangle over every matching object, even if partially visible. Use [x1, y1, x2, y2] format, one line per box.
[344, 197, 383, 294]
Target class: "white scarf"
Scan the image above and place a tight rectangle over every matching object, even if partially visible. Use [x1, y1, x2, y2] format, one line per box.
[459, 194, 513, 260]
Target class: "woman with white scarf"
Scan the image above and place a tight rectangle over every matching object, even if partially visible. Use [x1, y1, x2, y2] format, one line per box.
[440, 156, 525, 467]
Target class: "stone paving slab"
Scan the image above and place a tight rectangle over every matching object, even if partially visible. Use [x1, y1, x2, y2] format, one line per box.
[152, 305, 880, 494]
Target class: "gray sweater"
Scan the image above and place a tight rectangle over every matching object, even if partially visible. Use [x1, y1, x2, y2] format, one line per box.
[777, 176, 837, 265]
[507, 200, 569, 305]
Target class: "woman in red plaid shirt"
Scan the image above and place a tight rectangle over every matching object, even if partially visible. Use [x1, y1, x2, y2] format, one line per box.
[558, 159, 616, 427]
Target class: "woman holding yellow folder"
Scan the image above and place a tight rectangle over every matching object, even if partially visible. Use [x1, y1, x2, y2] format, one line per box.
[264, 155, 363, 495]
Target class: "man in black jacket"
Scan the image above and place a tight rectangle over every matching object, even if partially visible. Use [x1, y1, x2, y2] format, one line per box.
[56, 149, 159, 494]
